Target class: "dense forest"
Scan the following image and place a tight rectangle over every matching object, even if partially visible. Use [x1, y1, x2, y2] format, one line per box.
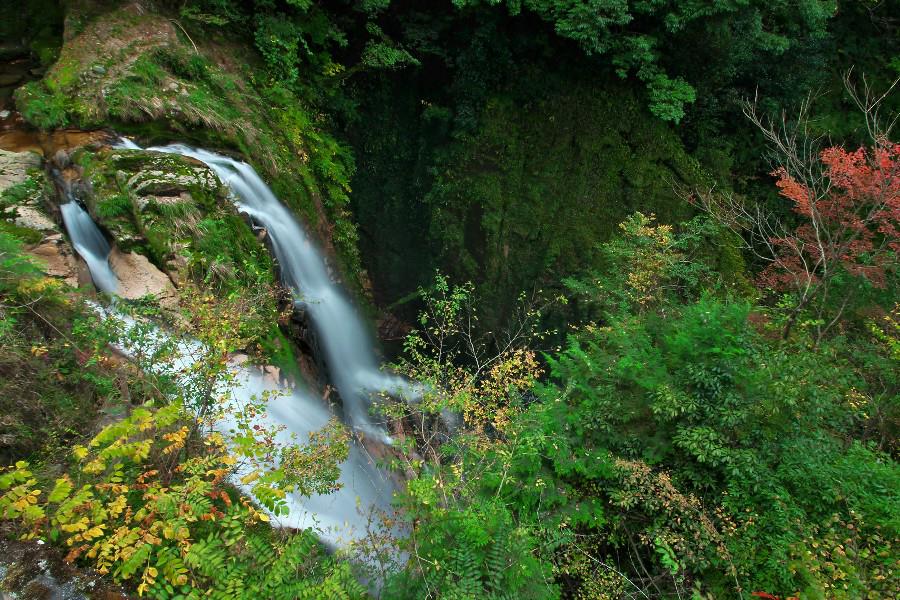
[0, 0, 897, 598]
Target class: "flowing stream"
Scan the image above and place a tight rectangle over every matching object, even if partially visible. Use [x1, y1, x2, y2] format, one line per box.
[58, 192, 118, 294]
[91, 304, 396, 549]
[123, 140, 416, 440]
[56, 139, 410, 548]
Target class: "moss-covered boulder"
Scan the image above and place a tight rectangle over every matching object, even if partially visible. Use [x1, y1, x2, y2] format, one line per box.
[75, 148, 251, 286]
[71, 145, 294, 362]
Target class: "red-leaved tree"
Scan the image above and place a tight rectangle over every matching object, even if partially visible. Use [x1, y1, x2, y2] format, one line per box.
[688, 73, 899, 343]
[760, 141, 900, 295]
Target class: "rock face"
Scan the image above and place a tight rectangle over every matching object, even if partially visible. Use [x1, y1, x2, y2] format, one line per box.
[108, 247, 177, 308]
[79, 149, 227, 270]
[0, 539, 128, 599]
[28, 233, 83, 287]
[13, 204, 56, 231]
[0, 149, 85, 286]
[126, 164, 220, 196]
[0, 148, 41, 192]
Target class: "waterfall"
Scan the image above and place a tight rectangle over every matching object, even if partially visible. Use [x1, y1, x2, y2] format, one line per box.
[58, 194, 119, 294]
[92, 303, 396, 548]
[136, 143, 415, 441]
[92, 137, 415, 548]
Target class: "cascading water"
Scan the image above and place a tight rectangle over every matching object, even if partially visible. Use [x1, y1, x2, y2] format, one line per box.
[73, 137, 415, 548]
[58, 191, 119, 294]
[92, 304, 396, 548]
[134, 142, 416, 440]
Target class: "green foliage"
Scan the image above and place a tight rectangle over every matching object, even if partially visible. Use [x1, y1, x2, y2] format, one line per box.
[0, 233, 359, 598]
[14, 81, 72, 129]
[563, 213, 745, 321]
[386, 482, 558, 599]
[379, 212, 899, 598]
[0, 171, 48, 245]
[423, 84, 705, 325]
[449, 0, 835, 121]
[0, 404, 359, 599]
[76, 147, 285, 356]
[0, 231, 118, 462]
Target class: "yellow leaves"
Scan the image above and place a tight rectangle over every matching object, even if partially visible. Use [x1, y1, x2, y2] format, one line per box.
[30, 345, 48, 357]
[463, 348, 541, 437]
[61, 517, 90, 533]
[163, 525, 190, 541]
[68, 524, 106, 545]
[72, 445, 89, 461]
[245, 504, 270, 524]
[108, 495, 128, 519]
[240, 470, 261, 485]
[143, 531, 162, 545]
[138, 566, 159, 596]
[83, 459, 106, 475]
[205, 431, 226, 448]
[162, 426, 190, 455]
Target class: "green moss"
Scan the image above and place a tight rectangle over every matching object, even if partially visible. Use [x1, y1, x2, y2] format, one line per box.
[0, 173, 44, 209]
[350, 77, 713, 321]
[14, 81, 72, 130]
[94, 192, 132, 219]
[0, 221, 44, 245]
[257, 325, 301, 378]
[76, 146, 288, 355]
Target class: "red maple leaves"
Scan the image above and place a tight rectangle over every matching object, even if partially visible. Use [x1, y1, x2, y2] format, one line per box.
[760, 141, 900, 292]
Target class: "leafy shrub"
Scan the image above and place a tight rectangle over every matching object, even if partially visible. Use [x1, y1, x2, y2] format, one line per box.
[0, 404, 360, 598]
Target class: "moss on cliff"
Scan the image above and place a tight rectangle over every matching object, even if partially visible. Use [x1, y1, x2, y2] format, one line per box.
[349, 73, 720, 323]
[74, 147, 288, 362]
[427, 83, 707, 317]
[14, 1, 362, 292]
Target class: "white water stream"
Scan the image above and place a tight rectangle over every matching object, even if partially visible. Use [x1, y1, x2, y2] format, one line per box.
[57, 139, 413, 548]
[143, 143, 416, 439]
[92, 305, 395, 549]
[59, 194, 118, 294]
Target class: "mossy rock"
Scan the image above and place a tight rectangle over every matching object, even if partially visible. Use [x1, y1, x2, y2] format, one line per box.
[14, 2, 363, 291]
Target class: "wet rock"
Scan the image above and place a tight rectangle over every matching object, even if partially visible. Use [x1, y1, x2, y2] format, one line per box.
[0, 44, 27, 62]
[0, 538, 128, 599]
[134, 191, 192, 212]
[0, 73, 23, 87]
[126, 167, 218, 196]
[164, 253, 189, 286]
[54, 148, 71, 168]
[91, 64, 107, 75]
[0, 148, 41, 194]
[14, 205, 57, 232]
[108, 248, 178, 309]
[27, 233, 80, 287]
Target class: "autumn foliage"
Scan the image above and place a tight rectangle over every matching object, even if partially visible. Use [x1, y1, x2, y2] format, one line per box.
[761, 141, 900, 292]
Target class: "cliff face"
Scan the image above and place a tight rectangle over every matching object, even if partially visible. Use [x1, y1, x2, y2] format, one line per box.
[10, 0, 364, 292]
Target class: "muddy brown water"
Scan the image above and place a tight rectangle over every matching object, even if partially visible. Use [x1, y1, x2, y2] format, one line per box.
[0, 121, 112, 155]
